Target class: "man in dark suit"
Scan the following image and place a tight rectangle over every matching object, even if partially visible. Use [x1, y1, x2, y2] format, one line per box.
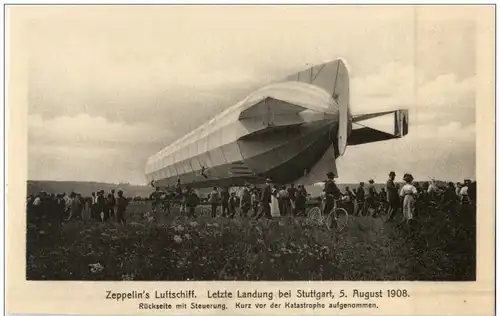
[385, 171, 400, 222]
[256, 178, 272, 219]
[355, 182, 365, 216]
[220, 187, 230, 217]
[324, 172, 341, 215]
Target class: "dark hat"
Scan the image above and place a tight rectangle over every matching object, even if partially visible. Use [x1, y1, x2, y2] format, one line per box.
[326, 172, 335, 178]
[389, 171, 396, 176]
[368, 179, 374, 183]
[403, 173, 414, 182]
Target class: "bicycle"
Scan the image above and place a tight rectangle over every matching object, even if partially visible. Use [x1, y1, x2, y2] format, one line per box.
[306, 198, 349, 232]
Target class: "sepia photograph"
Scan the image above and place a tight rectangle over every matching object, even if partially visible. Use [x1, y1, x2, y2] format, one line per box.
[22, 5, 480, 283]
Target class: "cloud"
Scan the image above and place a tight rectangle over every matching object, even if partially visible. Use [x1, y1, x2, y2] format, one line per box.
[28, 143, 149, 184]
[28, 114, 173, 184]
[337, 120, 475, 183]
[350, 62, 475, 127]
[28, 114, 172, 146]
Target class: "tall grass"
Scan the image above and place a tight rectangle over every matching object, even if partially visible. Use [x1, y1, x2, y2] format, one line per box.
[26, 203, 475, 281]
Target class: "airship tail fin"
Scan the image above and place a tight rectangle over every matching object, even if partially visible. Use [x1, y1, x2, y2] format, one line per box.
[284, 59, 349, 98]
[347, 109, 409, 146]
[284, 58, 351, 156]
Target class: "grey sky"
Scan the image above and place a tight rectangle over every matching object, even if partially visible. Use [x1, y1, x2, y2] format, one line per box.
[24, 6, 477, 184]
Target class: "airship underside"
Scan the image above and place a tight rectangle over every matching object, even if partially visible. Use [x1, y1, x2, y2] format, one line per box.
[145, 59, 409, 188]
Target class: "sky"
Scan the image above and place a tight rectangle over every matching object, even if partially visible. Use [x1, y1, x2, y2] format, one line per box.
[24, 6, 477, 185]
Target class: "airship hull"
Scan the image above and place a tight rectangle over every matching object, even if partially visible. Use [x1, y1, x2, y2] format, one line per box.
[145, 76, 343, 188]
[145, 58, 409, 188]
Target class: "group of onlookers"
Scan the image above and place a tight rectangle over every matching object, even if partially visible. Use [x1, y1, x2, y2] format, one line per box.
[150, 180, 201, 218]
[89, 189, 129, 224]
[334, 172, 477, 225]
[152, 171, 477, 226]
[26, 189, 129, 226]
[203, 180, 310, 220]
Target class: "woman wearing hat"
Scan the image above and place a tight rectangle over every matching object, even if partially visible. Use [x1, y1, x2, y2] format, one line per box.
[399, 173, 418, 223]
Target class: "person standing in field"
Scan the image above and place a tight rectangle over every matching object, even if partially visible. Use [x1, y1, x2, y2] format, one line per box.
[295, 185, 307, 216]
[355, 182, 365, 216]
[427, 180, 441, 203]
[185, 188, 200, 219]
[441, 182, 458, 212]
[270, 186, 280, 218]
[455, 182, 462, 198]
[55, 194, 66, 227]
[96, 190, 106, 222]
[460, 179, 472, 205]
[324, 172, 342, 216]
[90, 192, 97, 220]
[175, 178, 182, 196]
[250, 187, 259, 217]
[110, 189, 117, 220]
[31, 192, 44, 225]
[116, 190, 128, 224]
[278, 186, 289, 216]
[364, 179, 377, 216]
[256, 179, 273, 219]
[468, 181, 477, 205]
[220, 187, 230, 217]
[150, 187, 163, 213]
[104, 194, 114, 221]
[208, 187, 219, 218]
[343, 187, 355, 215]
[385, 171, 400, 223]
[399, 174, 418, 224]
[67, 192, 82, 221]
[228, 191, 238, 218]
[239, 185, 251, 218]
[287, 184, 297, 215]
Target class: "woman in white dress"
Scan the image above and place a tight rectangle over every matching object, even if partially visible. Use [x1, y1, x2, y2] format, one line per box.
[271, 187, 280, 218]
[399, 173, 418, 223]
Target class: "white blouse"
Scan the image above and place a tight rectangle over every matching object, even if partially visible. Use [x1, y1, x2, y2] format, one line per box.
[400, 184, 418, 197]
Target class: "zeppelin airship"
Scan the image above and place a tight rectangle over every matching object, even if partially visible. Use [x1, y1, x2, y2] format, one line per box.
[145, 59, 409, 188]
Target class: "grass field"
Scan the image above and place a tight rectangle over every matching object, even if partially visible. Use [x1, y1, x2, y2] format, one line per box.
[26, 202, 476, 281]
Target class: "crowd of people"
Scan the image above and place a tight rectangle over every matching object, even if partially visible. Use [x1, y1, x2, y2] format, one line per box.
[149, 177, 311, 220]
[150, 171, 477, 226]
[337, 172, 477, 225]
[26, 189, 130, 226]
[27, 172, 476, 229]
